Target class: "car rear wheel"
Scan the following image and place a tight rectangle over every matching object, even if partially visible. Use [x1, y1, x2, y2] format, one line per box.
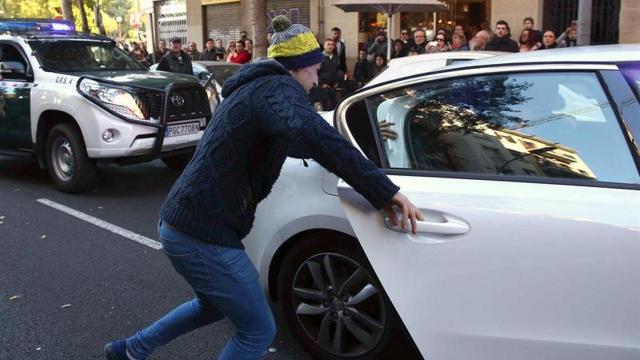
[277, 233, 402, 360]
[45, 123, 97, 193]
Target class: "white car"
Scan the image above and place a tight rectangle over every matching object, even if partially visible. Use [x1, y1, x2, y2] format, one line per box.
[244, 45, 640, 360]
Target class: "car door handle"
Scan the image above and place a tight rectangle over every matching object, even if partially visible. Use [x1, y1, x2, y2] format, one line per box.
[384, 215, 470, 235]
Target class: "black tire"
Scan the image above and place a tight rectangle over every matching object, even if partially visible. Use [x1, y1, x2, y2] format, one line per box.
[161, 151, 193, 171]
[277, 232, 403, 360]
[45, 123, 97, 193]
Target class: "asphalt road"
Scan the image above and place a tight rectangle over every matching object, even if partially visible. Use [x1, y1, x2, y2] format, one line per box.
[0, 156, 311, 360]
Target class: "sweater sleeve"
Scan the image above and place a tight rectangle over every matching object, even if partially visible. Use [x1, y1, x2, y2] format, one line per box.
[258, 79, 399, 209]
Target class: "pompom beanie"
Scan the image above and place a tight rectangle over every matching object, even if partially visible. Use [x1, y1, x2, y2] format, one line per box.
[267, 15, 322, 70]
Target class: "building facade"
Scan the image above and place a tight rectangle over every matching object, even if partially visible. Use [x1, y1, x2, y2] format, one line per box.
[141, 0, 639, 70]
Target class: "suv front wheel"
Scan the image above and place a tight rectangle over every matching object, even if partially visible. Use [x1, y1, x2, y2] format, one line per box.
[45, 123, 98, 193]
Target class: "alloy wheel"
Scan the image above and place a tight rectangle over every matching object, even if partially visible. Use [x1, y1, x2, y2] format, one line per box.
[291, 252, 386, 357]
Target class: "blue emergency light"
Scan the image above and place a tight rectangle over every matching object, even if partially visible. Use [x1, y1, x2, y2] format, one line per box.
[0, 19, 75, 33]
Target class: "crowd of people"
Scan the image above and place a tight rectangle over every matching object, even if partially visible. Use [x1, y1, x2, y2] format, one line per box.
[116, 17, 580, 110]
[117, 30, 257, 72]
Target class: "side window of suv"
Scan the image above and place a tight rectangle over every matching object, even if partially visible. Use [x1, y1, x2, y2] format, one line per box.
[0, 44, 29, 80]
[365, 71, 640, 185]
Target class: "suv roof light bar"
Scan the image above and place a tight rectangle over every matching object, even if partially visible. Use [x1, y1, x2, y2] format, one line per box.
[0, 19, 75, 32]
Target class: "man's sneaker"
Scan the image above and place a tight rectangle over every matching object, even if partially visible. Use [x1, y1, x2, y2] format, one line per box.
[104, 339, 128, 360]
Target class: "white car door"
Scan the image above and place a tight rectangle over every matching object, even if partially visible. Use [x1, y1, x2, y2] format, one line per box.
[335, 65, 640, 360]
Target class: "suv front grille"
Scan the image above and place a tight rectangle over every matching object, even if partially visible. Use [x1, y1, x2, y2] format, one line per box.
[166, 86, 211, 122]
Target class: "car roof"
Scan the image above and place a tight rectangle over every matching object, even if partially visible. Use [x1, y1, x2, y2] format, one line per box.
[447, 44, 640, 70]
[365, 51, 501, 87]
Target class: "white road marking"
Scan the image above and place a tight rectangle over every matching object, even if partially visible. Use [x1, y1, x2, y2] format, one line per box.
[36, 198, 163, 250]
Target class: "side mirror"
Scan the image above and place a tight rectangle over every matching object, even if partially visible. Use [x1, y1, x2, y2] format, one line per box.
[0, 61, 27, 75]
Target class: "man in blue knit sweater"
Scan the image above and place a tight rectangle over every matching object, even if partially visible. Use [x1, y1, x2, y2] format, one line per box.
[105, 16, 422, 360]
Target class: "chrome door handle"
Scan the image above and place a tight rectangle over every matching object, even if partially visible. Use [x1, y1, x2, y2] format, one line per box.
[384, 215, 470, 235]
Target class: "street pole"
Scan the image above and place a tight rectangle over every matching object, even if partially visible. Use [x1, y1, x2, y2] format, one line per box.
[577, 0, 592, 45]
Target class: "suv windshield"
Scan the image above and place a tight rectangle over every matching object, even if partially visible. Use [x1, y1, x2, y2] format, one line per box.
[30, 40, 145, 72]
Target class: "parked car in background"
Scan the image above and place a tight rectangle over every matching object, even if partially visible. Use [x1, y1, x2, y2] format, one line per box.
[243, 45, 640, 360]
[150, 61, 240, 115]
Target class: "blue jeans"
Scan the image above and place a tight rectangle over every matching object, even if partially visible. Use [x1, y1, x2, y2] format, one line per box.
[125, 220, 276, 359]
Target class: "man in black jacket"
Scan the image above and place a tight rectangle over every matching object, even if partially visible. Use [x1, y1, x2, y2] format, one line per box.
[331, 27, 347, 75]
[486, 20, 519, 53]
[317, 38, 342, 111]
[157, 37, 193, 75]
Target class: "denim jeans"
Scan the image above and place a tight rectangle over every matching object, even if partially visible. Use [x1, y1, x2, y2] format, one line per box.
[125, 220, 276, 360]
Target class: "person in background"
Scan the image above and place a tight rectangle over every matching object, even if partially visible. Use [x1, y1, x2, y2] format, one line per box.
[539, 30, 558, 49]
[426, 33, 450, 53]
[353, 49, 374, 88]
[373, 55, 387, 77]
[411, 29, 428, 54]
[399, 28, 414, 54]
[519, 29, 541, 52]
[330, 27, 347, 75]
[239, 30, 248, 42]
[188, 41, 201, 61]
[470, 30, 491, 51]
[201, 38, 217, 61]
[367, 30, 388, 63]
[228, 40, 251, 64]
[557, 21, 578, 47]
[451, 32, 469, 51]
[267, 31, 273, 44]
[245, 39, 254, 58]
[391, 39, 407, 59]
[522, 17, 543, 43]
[157, 37, 193, 75]
[153, 40, 169, 63]
[214, 39, 226, 60]
[317, 38, 342, 111]
[454, 24, 465, 38]
[226, 41, 236, 62]
[485, 20, 519, 52]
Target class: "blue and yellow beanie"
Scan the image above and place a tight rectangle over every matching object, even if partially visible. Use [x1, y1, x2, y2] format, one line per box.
[268, 15, 322, 70]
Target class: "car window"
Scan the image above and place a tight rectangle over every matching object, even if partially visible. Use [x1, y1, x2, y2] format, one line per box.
[0, 44, 29, 80]
[365, 71, 640, 185]
[205, 65, 239, 85]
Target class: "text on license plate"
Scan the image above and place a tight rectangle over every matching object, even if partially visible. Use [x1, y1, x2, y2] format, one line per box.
[165, 122, 200, 137]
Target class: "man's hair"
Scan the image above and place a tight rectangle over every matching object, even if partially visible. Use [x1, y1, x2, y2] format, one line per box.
[331, 27, 341, 32]
[523, 17, 534, 24]
[240, 30, 247, 35]
[496, 20, 511, 35]
[206, 38, 214, 43]
[324, 38, 335, 43]
[236, 40, 246, 47]
[414, 29, 426, 36]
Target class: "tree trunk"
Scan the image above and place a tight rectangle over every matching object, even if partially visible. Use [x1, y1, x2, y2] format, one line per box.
[76, 0, 90, 32]
[61, 0, 74, 22]
[251, 0, 268, 58]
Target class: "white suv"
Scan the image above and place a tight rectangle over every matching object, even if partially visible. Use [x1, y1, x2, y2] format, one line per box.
[244, 45, 640, 360]
[0, 20, 211, 192]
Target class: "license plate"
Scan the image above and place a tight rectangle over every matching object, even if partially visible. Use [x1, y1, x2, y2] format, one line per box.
[165, 122, 200, 137]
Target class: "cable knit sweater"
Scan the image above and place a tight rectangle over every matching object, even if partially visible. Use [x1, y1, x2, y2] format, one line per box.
[160, 59, 399, 248]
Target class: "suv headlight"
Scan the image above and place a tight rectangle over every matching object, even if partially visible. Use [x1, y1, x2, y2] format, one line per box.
[78, 79, 155, 124]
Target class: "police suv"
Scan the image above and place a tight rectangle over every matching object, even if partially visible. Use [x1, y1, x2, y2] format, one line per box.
[0, 19, 212, 192]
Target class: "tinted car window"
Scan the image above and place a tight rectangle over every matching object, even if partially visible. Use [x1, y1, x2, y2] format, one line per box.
[205, 65, 240, 85]
[366, 72, 640, 185]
